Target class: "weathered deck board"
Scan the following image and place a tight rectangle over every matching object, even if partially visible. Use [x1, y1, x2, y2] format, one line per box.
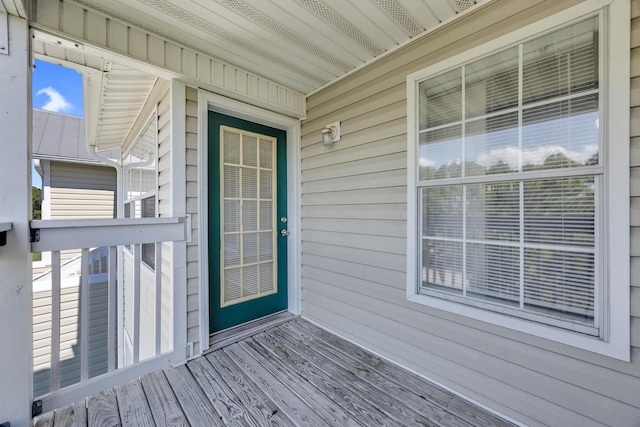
[224, 343, 336, 427]
[87, 387, 121, 426]
[187, 356, 258, 426]
[163, 365, 224, 426]
[205, 348, 296, 426]
[33, 318, 516, 427]
[33, 410, 54, 427]
[270, 326, 451, 427]
[139, 370, 187, 427]
[53, 400, 86, 427]
[250, 332, 404, 427]
[237, 338, 368, 427]
[116, 379, 154, 427]
[289, 320, 514, 427]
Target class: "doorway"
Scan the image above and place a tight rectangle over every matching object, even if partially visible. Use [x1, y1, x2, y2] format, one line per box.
[208, 112, 288, 333]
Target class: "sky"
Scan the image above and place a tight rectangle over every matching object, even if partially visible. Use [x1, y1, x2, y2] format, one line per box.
[32, 59, 83, 188]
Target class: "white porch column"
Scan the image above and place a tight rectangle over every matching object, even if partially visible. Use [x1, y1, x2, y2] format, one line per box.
[0, 13, 32, 427]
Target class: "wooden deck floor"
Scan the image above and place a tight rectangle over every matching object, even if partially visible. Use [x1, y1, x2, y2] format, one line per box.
[34, 318, 515, 426]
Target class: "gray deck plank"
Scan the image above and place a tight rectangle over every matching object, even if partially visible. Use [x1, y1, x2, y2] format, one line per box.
[187, 355, 263, 426]
[36, 318, 514, 427]
[268, 326, 442, 427]
[236, 338, 366, 427]
[163, 364, 225, 426]
[87, 387, 121, 427]
[289, 320, 515, 427]
[140, 370, 188, 427]
[53, 400, 86, 427]
[116, 378, 154, 427]
[33, 410, 55, 427]
[204, 348, 296, 426]
[249, 332, 404, 427]
[278, 322, 470, 427]
[223, 343, 335, 427]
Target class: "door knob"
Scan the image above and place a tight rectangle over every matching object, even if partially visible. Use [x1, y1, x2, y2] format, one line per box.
[280, 229, 290, 237]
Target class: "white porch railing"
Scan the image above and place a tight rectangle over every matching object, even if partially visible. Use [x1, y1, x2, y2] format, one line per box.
[30, 217, 187, 414]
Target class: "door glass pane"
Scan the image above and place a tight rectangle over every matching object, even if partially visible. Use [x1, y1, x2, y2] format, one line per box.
[223, 130, 240, 164]
[221, 127, 278, 307]
[243, 135, 257, 167]
[242, 169, 257, 198]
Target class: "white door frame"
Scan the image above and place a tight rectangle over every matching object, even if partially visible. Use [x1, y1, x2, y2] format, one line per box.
[197, 90, 301, 353]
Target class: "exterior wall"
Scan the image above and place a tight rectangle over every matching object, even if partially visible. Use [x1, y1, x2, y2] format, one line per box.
[122, 85, 174, 360]
[49, 161, 117, 220]
[33, 277, 109, 398]
[48, 161, 117, 265]
[185, 86, 200, 354]
[300, 1, 640, 426]
[629, 0, 640, 355]
[32, 161, 116, 396]
[158, 85, 174, 354]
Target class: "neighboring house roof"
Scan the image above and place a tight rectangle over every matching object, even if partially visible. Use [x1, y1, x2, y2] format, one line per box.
[32, 109, 120, 163]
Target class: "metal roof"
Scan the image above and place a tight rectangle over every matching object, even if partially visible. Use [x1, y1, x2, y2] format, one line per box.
[32, 109, 120, 163]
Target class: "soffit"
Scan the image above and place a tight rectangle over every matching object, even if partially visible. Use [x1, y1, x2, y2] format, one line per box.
[68, 0, 485, 95]
[93, 62, 158, 151]
[1, 0, 27, 18]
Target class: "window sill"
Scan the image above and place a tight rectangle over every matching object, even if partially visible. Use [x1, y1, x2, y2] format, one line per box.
[407, 292, 629, 361]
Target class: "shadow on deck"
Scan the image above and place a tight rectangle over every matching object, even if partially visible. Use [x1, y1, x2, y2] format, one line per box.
[34, 318, 515, 426]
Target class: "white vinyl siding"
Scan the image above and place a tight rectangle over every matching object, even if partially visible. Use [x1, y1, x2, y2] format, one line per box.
[32, 278, 109, 398]
[32, 162, 116, 397]
[122, 85, 173, 361]
[630, 0, 640, 363]
[186, 86, 201, 355]
[301, 1, 639, 426]
[48, 162, 117, 265]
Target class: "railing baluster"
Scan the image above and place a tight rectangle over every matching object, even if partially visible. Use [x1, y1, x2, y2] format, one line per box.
[107, 246, 117, 372]
[80, 248, 90, 382]
[155, 243, 162, 356]
[30, 217, 186, 411]
[133, 244, 141, 364]
[50, 251, 61, 392]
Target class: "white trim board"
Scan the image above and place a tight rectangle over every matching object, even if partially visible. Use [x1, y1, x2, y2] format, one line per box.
[197, 90, 302, 355]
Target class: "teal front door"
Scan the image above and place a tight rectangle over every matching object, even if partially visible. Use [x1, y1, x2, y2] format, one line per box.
[208, 112, 288, 333]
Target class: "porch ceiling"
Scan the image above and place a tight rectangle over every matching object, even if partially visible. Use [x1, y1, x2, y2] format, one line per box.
[67, 0, 485, 95]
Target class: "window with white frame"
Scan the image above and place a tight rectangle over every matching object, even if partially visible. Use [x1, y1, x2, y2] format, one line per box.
[123, 114, 158, 269]
[407, 1, 629, 357]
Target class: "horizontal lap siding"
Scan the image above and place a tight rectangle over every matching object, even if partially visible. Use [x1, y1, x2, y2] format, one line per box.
[33, 282, 109, 398]
[49, 162, 117, 264]
[630, 2, 640, 358]
[185, 86, 201, 355]
[158, 89, 174, 355]
[300, 1, 640, 426]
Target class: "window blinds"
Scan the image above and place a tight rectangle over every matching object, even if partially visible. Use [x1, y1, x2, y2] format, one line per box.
[418, 16, 600, 328]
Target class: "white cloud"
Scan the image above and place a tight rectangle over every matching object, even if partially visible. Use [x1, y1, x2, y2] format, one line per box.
[419, 157, 436, 168]
[476, 144, 598, 170]
[36, 87, 72, 113]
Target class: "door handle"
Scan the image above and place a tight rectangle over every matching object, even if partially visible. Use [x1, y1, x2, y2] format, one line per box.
[280, 229, 290, 237]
